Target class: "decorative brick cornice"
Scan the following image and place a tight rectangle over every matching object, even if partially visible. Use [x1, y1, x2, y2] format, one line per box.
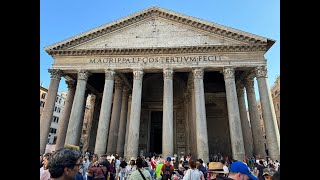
[45, 6, 272, 52]
[47, 44, 267, 56]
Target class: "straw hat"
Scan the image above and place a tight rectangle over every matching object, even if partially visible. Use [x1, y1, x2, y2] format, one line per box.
[207, 162, 227, 174]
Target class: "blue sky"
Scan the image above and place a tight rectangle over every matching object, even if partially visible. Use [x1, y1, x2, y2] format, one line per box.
[40, 0, 279, 95]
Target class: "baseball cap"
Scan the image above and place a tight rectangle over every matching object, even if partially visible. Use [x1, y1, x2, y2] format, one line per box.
[230, 161, 258, 180]
[166, 157, 171, 161]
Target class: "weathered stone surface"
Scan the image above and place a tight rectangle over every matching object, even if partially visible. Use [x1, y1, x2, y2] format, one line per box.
[43, 7, 279, 162]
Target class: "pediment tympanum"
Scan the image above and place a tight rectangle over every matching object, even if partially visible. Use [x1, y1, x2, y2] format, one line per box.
[45, 6, 274, 53]
[69, 17, 244, 50]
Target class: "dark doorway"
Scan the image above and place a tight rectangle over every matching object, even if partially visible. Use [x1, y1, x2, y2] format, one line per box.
[149, 111, 163, 155]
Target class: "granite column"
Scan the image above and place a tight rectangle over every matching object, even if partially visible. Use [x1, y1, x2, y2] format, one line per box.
[94, 70, 115, 156]
[40, 69, 62, 155]
[126, 69, 144, 159]
[255, 66, 280, 161]
[223, 67, 245, 162]
[65, 70, 91, 146]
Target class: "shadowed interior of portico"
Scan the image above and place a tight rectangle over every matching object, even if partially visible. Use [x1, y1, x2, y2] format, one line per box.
[65, 70, 247, 156]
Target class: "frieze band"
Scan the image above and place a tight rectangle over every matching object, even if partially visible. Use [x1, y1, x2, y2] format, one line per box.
[89, 55, 222, 64]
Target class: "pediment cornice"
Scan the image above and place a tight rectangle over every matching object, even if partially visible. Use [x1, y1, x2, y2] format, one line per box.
[48, 45, 266, 56]
[45, 7, 274, 52]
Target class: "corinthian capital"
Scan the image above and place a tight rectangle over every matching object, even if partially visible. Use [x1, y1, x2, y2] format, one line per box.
[236, 83, 245, 97]
[133, 69, 144, 80]
[255, 66, 268, 78]
[65, 79, 76, 89]
[244, 78, 255, 89]
[192, 68, 204, 79]
[163, 68, 174, 80]
[222, 67, 234, 79]
[77, 70, 91, 81]
[114, 76, 123, 89]
[105, 70, 115, 80]
[48, 69, 63, 80]
[122, 86, 130, 97]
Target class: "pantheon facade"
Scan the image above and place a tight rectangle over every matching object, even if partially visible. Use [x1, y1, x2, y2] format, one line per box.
[40, 7, 280, 162]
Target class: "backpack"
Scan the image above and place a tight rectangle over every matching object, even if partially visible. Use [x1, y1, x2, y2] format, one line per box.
[162, 165, 173, 180]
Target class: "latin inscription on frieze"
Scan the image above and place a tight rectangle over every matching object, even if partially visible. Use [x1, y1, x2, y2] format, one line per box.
[89, 55, 223, 64]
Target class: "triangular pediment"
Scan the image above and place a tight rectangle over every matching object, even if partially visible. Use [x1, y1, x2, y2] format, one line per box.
[69, 17, 246, 50]
[45, 6, 274, 52]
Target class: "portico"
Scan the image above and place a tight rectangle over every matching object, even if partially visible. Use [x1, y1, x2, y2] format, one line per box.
[40, 6, 280, 162]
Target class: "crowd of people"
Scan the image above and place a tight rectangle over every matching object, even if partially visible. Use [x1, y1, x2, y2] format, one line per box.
[40, 150, 280, 180]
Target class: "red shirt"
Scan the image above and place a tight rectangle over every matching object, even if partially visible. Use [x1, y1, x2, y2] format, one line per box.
[151, 159, 156, 170]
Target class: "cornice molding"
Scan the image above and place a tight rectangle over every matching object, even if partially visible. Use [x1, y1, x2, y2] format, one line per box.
[45, 7, 273, 52]
[48, 45, 267, 56]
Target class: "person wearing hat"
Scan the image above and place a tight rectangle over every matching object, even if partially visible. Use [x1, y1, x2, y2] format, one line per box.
[206, 162, 228, 180]
[227, 161, 258, 180]
[161, 157, 175, 180]
[262, 168, 276, 180]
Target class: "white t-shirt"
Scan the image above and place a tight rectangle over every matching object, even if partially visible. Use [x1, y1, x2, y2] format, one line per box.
[183, 169, 201, 180]
[223, 165, 229, 174]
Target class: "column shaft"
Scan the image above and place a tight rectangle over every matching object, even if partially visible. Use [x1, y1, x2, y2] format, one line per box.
[193, 68, 209, 162]
[187, 73, 197, 157]
[82, 94, 96, 153]
[126, 69, 144, 159]
[78, 92, 89, 145]
[55, 80, 76, 150]
[245, 77, 265, 158]
[94, 70, 115, 156]
[162, 68, 174, 158]
[107, 76, 123, 154]
[184, 92, 190, 155]
[116, 87, 129, 156]
[124, 95, 132, 160]
[237, 83, 254, 158]
[88, 96, 102, 153]
[40, 69, 62, 155]
[65, 70, 91, 146]
[223, 67, 245, 162]
[255, 66, 280, 161]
